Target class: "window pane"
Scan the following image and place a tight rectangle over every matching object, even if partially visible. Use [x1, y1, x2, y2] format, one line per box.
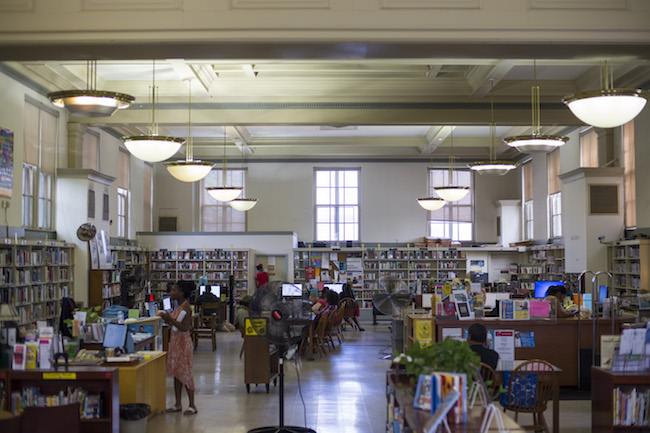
[316, 187, 331, 205]
[343, 188, 358, 205]
[316, 171, 331, 187]
[429, 222, 446, 238]
[457, 223, 472, 241]
[427, 169, 473, 241]
[344, 170, 358, 187]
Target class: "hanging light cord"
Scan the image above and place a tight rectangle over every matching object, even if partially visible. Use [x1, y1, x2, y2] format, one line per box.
[448, 129, 455, 186]
[489, 79, 496, 161]
[150, 59, 158, 136]
[600, 60, 614, 91]
[222, 128, 228, 186]
[86, 60, 97, 91]
[186, 80, 193, 162]
[532, 59, 541, 136]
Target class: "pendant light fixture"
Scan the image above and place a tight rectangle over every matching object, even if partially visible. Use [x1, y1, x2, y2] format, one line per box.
[562, 61, 647, 128]
[468, 80, 517, 175]
[417, 142, 446, 211]
[206, 128, 243, 202]
[164, 80, 214, 182]
[122, 60, 185, 162]
[48, 60, 135, 118]
[229, 149, 258, 211]
[503, 60, 568, 153]
[434, 128, 470, 202]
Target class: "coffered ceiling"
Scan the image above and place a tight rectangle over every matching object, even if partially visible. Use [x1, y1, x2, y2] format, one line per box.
[3, 56, 650, 161]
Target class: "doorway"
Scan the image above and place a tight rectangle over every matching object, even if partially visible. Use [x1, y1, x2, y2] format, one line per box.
[253, 254, 288, 286]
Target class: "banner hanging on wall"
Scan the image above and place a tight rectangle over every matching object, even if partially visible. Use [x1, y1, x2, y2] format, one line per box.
[0, 128, 14, 198]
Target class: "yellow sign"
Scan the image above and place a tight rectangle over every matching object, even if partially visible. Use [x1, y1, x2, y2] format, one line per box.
[43, 373, 77, 380]
[245, 318, 267, 336]
[415, 320, 432, 343]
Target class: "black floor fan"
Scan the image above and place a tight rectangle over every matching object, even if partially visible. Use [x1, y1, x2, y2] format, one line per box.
[248, 281, 317, 433]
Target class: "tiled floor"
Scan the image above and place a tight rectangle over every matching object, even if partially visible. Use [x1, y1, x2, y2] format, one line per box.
[147, 324, 592, 433]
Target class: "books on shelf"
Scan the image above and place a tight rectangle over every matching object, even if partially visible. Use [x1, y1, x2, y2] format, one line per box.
[613, 387, 650, 427]
[414, 372, 467, 424]
[10, 386, 103, 419]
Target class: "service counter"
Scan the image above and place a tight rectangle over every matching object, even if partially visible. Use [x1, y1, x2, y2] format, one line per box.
[435, 316, 630, 387]
[115, 351, 167, 415]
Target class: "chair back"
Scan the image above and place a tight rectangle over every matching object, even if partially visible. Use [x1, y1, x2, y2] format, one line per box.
[22, 402, 81, 433]
[502, 359, 555, 412]
[200, 302, 221, 316]
[338, 297, 357, 319]
[479, 362, 500, 400]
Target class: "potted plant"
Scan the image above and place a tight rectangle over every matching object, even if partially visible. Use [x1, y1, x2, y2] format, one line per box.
[393, 337, 480, 385]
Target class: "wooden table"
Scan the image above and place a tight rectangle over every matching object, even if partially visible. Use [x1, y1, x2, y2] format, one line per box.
[116, 351, 167, 415]
[497, 360, 562, 433]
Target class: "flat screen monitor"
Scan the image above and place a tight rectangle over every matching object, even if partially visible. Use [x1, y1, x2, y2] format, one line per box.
[324, 283, 344, 294]
[599, 285, 608, 302]
[199, 285, 221, 298]
[534, 281, 564, 299]
[103, 323, 127, 349]
[199, 285, 207, 296]
[282, 283, 302, 297]
[162, 297, 172, 312]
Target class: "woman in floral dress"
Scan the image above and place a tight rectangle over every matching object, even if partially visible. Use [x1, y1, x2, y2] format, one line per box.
[159, 280, 197, 415]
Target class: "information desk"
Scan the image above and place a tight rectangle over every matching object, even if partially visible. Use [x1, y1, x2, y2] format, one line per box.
[435, 317, 628, 387]
[113, 351, 167, 415]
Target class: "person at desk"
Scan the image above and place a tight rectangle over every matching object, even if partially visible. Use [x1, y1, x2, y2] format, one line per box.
[309, 293, 322, 314]
[195, 288, 220, 316]
[159, 280, 197, 416]
[340, 283, 364, 331]
[255, 264, 269, 288]
[467, 323, 499, 370]
[544, 286, 577, 318]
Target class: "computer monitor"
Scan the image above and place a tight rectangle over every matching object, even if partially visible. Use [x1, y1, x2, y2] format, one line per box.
[199, 285, 207, 296]
[534, 281, 564, 299]
[324, 283, 344, 294]
[103, 323, 127, 349]
[282, 283, 302, 297]
[162, 297, 172, 312]
[210, 285, 221, 298]
[599, 285, 608, 302]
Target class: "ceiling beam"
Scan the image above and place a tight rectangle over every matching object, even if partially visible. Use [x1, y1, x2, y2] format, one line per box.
[421, 125, 455, 155]
[166, 59, 211, 96]
[224, 126, 254, 156]
[468, 60, 517, 97]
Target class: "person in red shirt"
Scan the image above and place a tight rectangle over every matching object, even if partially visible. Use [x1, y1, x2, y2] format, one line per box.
[255, 264, 269, 288]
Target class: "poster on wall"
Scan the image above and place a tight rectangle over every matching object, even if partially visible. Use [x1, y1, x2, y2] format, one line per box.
[0, 128, 14, 198]
[97, 230, 112, 270]
[88, 237, 100, 270]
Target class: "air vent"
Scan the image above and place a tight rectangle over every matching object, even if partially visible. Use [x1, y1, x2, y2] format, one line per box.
[589, 184, 619, 215]
[102, 193, 109, 221]
[88, 190, 95, 219]
[159, 216, 178, 232]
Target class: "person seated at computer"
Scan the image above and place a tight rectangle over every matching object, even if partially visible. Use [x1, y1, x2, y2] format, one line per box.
[544, 286, 576, 318]
[309, 293, 323, 314]
[340, 283, 364, 331]
[467, 323, 499, 371]
[195, 287, 220, 316]
[159, 280, 197, 415]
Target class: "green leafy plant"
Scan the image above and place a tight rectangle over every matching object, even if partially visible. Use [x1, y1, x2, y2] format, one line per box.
[63, 306, 102, 329]
[393, 337, 481, 385]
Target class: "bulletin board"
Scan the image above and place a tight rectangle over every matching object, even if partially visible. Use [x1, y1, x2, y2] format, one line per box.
[0, 128, 14, 198]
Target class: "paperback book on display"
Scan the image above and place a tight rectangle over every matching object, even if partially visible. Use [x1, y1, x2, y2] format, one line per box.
[414, 372, 467, 424]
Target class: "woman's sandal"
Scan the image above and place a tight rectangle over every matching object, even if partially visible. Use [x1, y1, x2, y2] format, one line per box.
[183, 407, 198, 416]
[166, 406, 182, 413]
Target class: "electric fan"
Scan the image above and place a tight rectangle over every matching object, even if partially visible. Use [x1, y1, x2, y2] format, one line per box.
[372, 276, 413, 316]
[120, 265, 147, 306]
[248, 281, 316, 433]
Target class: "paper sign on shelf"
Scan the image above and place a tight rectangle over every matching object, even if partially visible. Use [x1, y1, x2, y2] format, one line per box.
[441, 327, 463, 341]
[494, 330, 515, 361]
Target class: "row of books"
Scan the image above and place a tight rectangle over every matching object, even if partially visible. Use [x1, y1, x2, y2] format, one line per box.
[613, 387, 650, 426]
[100, 269, 120, 284]
[16, 303, 59, 324]
[414, 372, 467, 424]
[386, 382, 406, 433]
[10, 387, 103, 419]
[1, 284, 69, 305]
[151, 250, 248, 260]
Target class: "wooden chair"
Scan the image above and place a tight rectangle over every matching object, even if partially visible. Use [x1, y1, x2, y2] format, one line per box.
[22, 403, 80, 433]
[192, 302, 218, 351]
[338, 297, 357, 329]
[501, 359, 555, 433]
[479, 362, 501, 401]
[312, 310, 332, 357]
[329, 309, 344, 345]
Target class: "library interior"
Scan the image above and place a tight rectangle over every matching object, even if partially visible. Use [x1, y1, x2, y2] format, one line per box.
[0, 2, 649, 432]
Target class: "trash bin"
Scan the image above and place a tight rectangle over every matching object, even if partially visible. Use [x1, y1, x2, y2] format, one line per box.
[120, 403, 151, 433]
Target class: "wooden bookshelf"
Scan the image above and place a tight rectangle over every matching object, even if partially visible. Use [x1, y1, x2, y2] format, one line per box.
[1, 367, 119, 433]
[149, 248, 250, 299]
[608, 239, 650, 296]
[511, 245, 565, 291]
[592, 367, 650, 432]
[0, 240, 74, 327]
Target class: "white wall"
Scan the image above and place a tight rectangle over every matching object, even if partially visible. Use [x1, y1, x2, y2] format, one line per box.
[153, 160, 521, 244]
[634, 108, 650, 229]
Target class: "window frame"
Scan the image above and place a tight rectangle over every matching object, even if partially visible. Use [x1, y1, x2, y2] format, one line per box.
[548, 192, 562, 239]
[426, 168, 473, 242]
[37, 172, 53, 230]
[117, 187, 129, 238]
[21, 163, 36, 228]
[314, 168, 360, 242]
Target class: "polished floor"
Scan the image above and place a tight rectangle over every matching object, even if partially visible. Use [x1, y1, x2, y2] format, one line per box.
[147, 324, 592, 433]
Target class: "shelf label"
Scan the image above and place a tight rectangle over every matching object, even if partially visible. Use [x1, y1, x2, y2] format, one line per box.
[43, 372, 77, 380]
